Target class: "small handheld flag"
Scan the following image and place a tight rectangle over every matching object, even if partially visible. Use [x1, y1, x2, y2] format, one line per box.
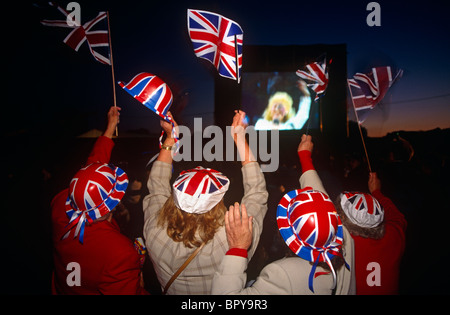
[296, 55, 329, 102]
[347, 66, 403, 123]
[347, 66, 403, 172]
[187, 9, 243, 83]
[41, 2, 111, 65]
[41, 3, 121, 135]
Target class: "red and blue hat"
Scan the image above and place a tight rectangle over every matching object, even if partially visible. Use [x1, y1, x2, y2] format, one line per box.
[118, 72, 178, 152]
[277, 187, 347, 292]
[118, 72, 173, 122]
[64, 163, 129, 243]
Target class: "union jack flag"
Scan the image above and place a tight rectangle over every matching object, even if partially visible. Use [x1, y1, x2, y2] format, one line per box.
[41, 2, 111, 65]
[118, 73, 173, 121]
[348, 66, 403, 123]
[187, 9, 243, 82]
[174, 167, 229, 196]
[296, 56, 329, 101]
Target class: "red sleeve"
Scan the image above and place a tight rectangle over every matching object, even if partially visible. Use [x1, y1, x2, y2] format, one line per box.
[226, 248, 248, 258]
[298, 150, 315, 173]
[86, 136, 115, 166]
[372, 189, 407, 241]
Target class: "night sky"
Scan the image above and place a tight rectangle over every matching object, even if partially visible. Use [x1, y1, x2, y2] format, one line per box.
[5, 0, 450, 138]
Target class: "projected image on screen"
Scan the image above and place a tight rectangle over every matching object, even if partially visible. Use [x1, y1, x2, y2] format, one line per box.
[241, 71, 314, 130]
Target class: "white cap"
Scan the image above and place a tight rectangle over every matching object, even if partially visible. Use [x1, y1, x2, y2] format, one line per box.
[172, 167, 230, 214]
[340, 192, 384, 228]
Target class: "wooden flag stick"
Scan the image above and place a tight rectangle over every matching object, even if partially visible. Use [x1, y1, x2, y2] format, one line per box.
[107, 11, 118, 137]
[348, 81, 372, 172]
[355, 115, 372, 173]
[347, 81, 372, 173]
[305, 99, 314, 136]
[234, 35, 240, 85]
[234, 35, 242, 115]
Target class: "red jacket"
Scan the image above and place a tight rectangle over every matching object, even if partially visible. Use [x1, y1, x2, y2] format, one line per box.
[352, 189, 407, 295]
[51, 136, 148, 295]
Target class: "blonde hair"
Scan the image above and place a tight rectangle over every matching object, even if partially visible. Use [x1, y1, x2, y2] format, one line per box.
[263, 91, 295, 122]
[157, 195, 227, 248]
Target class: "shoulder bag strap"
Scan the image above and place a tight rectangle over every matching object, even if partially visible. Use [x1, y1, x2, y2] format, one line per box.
[162, 242, 205, 294]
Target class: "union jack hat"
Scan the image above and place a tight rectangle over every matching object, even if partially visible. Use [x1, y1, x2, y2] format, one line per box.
[118, 72, 173, 122]
[173, 167, 230, 214]
[64, 163, 129, 243]
[339, 192, 384, 228]
[277, 187, 346, 292]
[119, 72, 179, 152]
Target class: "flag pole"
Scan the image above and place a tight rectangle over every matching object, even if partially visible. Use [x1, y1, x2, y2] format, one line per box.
[234, 34, 242, 115]
[106, 11, 118, 137]
[347, 80, 372, 173]
[319, 55, 326, 134]
[304, 97, 315, 136]
[234, 35, 240, 85]
[305, 106, 312, 136]
[319, 97, 323, 133]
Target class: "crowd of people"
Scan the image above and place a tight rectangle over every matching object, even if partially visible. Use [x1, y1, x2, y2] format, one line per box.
[45, 106, 414, 295]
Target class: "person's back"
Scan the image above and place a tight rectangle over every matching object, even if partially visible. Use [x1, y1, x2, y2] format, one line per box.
[143, 110, 268, 294]
[250, 257, 343, 295]
[350, 189, 406, 294]
[51, 107, 148, 295]
[352, 234, 403, 294]
[212, 223, 355, 295]
[52, 189, 144, 295]
[212, 134, 355, 295]
[336, 173, 407, 294]
[144, 207, 229, 295]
